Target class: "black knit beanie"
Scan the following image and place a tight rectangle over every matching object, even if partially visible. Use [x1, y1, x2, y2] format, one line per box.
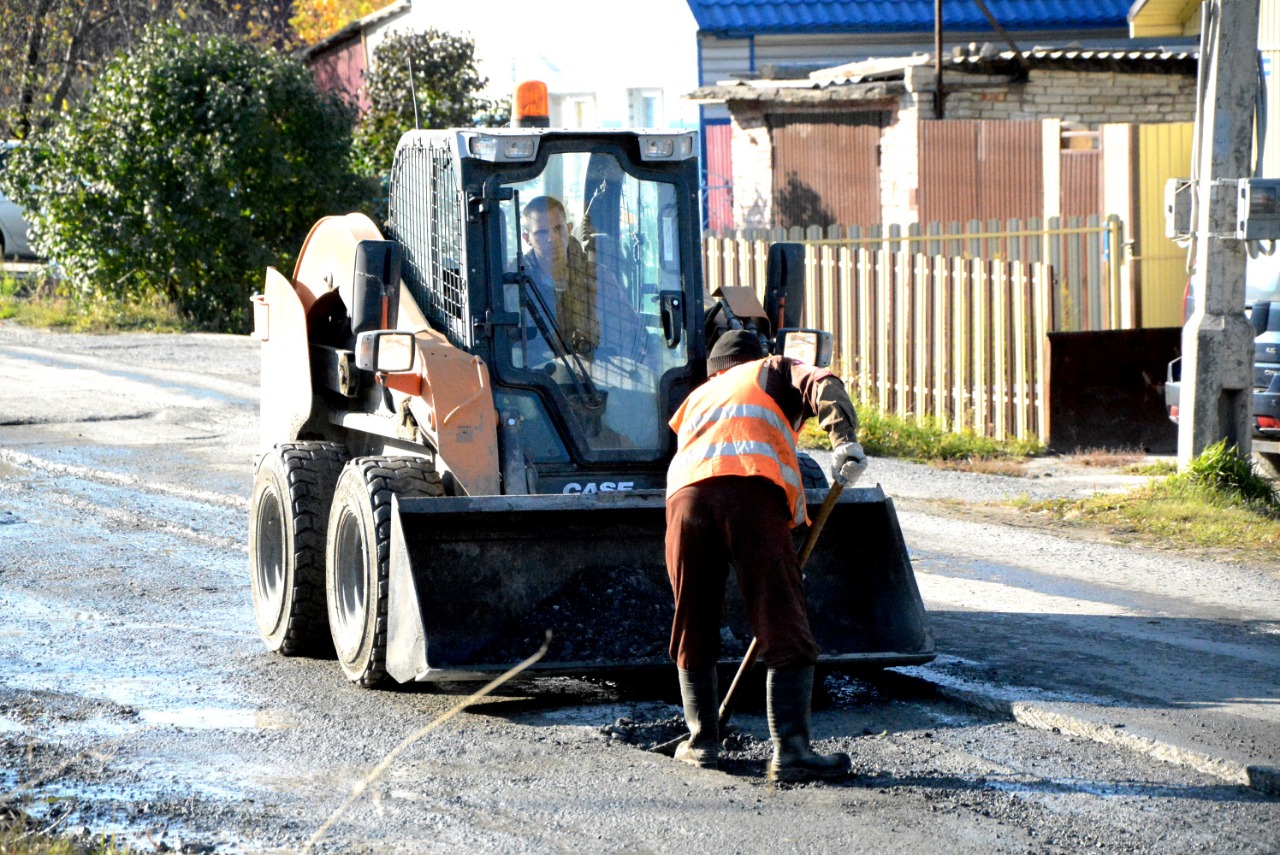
[707, 329, 764, 375]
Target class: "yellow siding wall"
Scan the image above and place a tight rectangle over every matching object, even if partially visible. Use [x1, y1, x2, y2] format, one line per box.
[1137, 122, 1196, 328]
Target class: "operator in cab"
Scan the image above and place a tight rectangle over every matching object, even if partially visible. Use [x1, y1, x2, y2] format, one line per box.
[663, 329, 868, 782]
[519, 195, 646, 363]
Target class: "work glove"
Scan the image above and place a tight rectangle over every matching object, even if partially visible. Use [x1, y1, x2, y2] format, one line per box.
[831, 442, 868, 487]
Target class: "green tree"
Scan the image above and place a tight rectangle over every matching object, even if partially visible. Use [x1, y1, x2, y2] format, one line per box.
[352, 28, 508, 177]
[0, 0, 297, 140]
[1, 26, 364, 330]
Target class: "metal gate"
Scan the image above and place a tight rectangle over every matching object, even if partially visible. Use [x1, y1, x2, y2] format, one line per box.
[770, 111, 887, 229]
[918, 119, 1043, 225]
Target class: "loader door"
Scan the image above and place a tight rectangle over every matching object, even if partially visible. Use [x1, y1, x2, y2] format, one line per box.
[490, 150, 694, 461]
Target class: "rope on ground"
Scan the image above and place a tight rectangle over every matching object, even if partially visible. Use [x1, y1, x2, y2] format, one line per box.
[302, 632, 552, 854]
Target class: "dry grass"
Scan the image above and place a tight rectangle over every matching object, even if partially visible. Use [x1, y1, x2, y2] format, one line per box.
[1062, 449, 1147, 468]
[934, 457, 1028, 477]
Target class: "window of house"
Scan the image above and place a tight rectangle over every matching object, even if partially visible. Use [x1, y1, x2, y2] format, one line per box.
[554, 95, 597, 129]
[628, 89, 663, 128]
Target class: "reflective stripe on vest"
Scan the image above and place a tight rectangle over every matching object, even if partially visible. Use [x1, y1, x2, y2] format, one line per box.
[667, 360, 808, 527]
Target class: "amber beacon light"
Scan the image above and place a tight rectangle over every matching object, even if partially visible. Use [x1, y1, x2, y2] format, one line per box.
[514, 80, 551, 128]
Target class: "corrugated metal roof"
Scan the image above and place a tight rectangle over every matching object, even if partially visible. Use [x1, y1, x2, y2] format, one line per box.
[686, 1, 1133, 35]
[815, 46, 1197, 82]
[688, 45, 1196, 102]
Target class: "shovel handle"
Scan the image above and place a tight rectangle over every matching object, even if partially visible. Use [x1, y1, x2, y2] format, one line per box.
[717, 637, 759, 729]
[716, 479, 844, 729]
[798, 479, 844, 569]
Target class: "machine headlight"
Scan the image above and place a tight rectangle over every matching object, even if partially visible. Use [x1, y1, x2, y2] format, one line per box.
[468, 137, 498, 159]
[638, 133, 696, 162]
[466, 134, 539, 162]
[503, 138, 537, 159]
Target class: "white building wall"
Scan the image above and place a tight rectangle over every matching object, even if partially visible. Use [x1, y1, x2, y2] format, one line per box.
[367, 0, 700, 130]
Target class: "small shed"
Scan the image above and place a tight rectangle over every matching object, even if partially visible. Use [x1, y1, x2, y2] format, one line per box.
[690, 48, 1200, 328]
[691, 48, 1197, 228]
[301, 0, 411, 116]
[684, 0, 1175, 229]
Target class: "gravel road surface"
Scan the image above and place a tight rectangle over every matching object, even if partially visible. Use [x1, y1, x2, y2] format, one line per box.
[0, 324, 1276, 853]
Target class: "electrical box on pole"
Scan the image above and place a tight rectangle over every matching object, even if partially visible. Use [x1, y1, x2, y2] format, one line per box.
[1178, 0, 1263, 467]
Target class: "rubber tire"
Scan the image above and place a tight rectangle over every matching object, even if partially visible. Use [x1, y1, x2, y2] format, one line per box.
[326, 457, 444, 688]
[249, 442, 348, 655]
[1253, 451, 1280, 481]
[797, 451, 829, 490]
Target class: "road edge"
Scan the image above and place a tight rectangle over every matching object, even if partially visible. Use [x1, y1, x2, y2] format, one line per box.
[912, 673, 1280, 798]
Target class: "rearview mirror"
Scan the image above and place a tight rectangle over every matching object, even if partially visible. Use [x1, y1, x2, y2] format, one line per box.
[356, 330, 417, 373]
[776, 328, 833, 368]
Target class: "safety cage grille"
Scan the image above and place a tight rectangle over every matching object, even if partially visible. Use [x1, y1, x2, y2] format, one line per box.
[387, 138, 469, 346]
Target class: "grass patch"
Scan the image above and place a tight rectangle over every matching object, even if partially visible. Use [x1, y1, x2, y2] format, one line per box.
[1126, 459, 1179, 477]
[0, 808, 132, 854]
[0, 268, 186, 333]
[799, 405, 1043, 467]
[1016, 441, 1280, 560]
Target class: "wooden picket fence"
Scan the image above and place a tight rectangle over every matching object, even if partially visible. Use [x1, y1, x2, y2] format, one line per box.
[700, 217, 1123, 442]
[712, 215, 1126, 332]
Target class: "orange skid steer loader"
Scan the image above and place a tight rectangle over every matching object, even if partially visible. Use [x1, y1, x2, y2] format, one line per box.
[248, 122, 933, 687]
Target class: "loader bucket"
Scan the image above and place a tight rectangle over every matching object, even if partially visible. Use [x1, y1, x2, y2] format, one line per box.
[384, 485, 934, 683]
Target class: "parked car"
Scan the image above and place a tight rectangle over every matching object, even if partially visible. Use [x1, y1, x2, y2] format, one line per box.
[0, 141, 37, 259]
[1165, 251, 1280, 470]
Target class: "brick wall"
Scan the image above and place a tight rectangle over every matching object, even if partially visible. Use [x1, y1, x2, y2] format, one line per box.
[944, 71, 1197, 125]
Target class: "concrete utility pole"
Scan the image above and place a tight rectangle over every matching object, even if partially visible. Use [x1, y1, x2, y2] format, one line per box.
[1179, 0, 1261, 467]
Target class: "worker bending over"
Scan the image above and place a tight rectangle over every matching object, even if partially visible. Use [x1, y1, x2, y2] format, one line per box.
[664, 329, 867, 782]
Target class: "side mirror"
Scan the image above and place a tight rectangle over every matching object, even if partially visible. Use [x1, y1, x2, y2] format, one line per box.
[356, 330, 417, 373]
[776, 328, 833, 368]
[349, 240, 402, 333]
[765, 243, 806, 331]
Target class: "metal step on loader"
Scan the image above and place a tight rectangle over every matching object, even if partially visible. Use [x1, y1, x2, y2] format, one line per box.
[248, 87, 933, 688]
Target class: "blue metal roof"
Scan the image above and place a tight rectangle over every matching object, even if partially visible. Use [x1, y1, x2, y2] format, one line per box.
[686, 1, 1132, 35]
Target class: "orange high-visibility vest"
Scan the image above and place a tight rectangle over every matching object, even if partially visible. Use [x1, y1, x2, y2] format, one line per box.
[667, 359, 808, 527]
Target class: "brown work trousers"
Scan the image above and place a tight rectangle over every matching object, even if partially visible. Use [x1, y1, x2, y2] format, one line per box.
[664, 475, 820, 670]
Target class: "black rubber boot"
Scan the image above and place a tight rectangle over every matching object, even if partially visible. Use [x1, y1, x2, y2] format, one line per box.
[766, 666, 851, 782]
[674, 667, 720, 769]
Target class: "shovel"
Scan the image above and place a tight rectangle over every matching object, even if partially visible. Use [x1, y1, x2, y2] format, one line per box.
[651, 479, 845, 756]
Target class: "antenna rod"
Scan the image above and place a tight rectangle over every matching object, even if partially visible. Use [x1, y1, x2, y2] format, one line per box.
[408, 57, 420, 129]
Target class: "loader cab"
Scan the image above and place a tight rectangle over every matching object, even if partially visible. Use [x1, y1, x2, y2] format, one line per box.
[389, 128, 704, 492]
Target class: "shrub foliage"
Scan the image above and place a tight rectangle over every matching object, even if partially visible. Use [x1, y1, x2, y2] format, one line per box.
[1, 26, 365, 330]
[352, 28, 507, 177]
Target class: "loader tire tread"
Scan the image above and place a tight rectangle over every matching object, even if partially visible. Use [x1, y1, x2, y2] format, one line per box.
[797, 451, 829, 490]
[334, 456, 443, 688]
[251, 441, 348, 656]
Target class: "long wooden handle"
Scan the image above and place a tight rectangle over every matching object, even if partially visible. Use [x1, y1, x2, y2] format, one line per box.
[716, 479, 845, 729]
